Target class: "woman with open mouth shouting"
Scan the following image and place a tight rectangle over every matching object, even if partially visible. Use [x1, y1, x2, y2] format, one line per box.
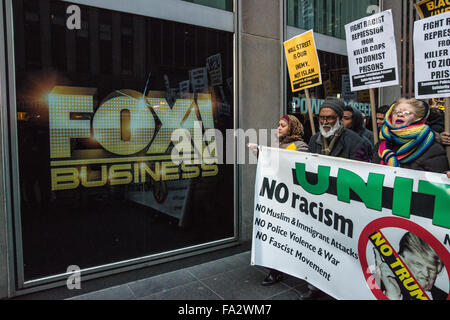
[373, 97, 449, 175]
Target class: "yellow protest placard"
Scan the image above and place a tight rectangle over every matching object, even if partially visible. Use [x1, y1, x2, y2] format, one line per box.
[416, 0, 450, 19]
[283, 30, 322, 92]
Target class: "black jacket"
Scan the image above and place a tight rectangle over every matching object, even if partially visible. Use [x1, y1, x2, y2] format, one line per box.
[372, 140, 449, 173]
[350, 106, 375, 147]
[430, 285, 447, 300]
[309, 128, 370, 161]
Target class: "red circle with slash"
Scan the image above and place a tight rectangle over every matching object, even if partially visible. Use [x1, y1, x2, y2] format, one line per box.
[358, 217, 450, 300]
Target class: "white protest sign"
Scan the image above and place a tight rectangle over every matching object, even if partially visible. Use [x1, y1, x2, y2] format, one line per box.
[414, 11, 450, 99]
[206, 53, 223, 86]
[189, 67, 209, 93]
[345, 9, 399, 91]
[179, 80, 191, 98]
[251, 147, 450, 300]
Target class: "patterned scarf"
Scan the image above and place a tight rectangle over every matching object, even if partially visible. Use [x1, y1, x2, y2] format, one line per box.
[378, 104, 434, 167]
[279, 115, 304, 144]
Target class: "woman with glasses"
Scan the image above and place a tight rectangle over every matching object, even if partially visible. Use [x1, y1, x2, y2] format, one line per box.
[373, 97, 449, 174]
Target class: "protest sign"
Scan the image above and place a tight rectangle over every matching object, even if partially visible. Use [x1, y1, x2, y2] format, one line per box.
[251, 147, 450, 300]
[341, 75, 358, 101]
[416, 0, 450, 19]
[179, 80, 191, 98]
[283, 30, 322, 92]
[284, 30, 321, 134]
[413, 11, 450, 99]
[345, 9, 399, 91]
[189, 67, 209, 93]
[345, 9, 398, 144]
[206, 53, 223, 86]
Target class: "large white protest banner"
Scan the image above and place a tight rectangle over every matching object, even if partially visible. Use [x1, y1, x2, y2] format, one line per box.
[251, 147, 450, 300]
[414, 11, 450, 99]
[345, 9, 399, 91]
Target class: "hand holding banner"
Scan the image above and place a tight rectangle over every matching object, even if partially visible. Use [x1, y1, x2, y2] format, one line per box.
[251, 147, 450, 300]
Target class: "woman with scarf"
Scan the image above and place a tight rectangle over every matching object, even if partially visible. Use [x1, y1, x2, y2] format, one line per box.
[277, 114, 309, 151]
[373, 98, 449, 173]
[249, 115, 310, 287]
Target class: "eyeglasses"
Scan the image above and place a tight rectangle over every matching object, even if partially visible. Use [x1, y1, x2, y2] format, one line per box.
[393, 110, 416, 117]
[319, 115, 338, 122]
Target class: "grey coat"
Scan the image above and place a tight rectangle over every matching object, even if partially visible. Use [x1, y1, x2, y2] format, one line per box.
[279, 140, 309, 152]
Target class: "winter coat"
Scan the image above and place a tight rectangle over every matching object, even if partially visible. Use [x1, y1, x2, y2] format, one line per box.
[350, 106, 375, 147]
[427, 108, 445, 133]
[279, 140, 309, 152]
[372, 139, 449, 173]
[308, 127, 370, 162]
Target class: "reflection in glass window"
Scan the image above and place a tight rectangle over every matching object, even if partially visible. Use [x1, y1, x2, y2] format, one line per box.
[182, 0, 233, 12]
[287, 0, 380, 39]
[13, 0, 235, 282]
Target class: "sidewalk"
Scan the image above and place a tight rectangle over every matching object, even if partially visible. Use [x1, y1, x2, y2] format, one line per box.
[68, 251, 333, 300]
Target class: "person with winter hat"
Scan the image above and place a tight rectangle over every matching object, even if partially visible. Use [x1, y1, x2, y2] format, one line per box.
[308, 97, 370, 161]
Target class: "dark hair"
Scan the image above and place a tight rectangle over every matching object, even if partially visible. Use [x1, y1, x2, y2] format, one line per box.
[343, 105, 354, 113]
[376, 105, 390, 114]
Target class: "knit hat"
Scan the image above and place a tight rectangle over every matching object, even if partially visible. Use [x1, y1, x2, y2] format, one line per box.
[320, 97, 344, 118]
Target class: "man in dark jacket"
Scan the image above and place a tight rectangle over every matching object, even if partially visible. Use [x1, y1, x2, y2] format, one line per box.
[343, 105, 374, 146]
[342, 105, 374, 159]
[308, 97, 370, 162]
[301, 98, 369, 300]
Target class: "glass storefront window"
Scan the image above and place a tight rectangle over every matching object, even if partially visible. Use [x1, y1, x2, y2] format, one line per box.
[287, 0, 380, 39]
[13, 0, 235, 282]
[182, 0, 233, 12]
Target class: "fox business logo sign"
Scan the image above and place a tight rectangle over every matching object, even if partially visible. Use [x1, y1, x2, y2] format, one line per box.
[49, 86, 218, 191]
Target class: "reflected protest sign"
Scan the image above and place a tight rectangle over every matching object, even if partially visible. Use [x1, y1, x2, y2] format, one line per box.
[251, 147, 450, 300]
[206, 53, 223, 86]
[179, 80, 191, 98]
[283, 30, 322, 92]
[414, 11, 450, 99]
[416, 0, 450, 19]
[345, 9, 399, 91]
[189, 67, 209, 93]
